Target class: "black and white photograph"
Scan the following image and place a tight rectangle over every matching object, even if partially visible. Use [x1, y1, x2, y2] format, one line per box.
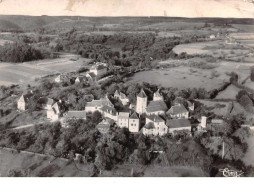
[0, 0, 254, 181]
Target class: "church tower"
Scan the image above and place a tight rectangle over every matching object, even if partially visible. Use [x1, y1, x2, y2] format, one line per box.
[153, 89, 164, 101]
[136, 89, 147, 114]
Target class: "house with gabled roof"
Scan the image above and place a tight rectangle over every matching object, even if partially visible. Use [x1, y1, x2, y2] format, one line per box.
[146, 100, 168, 116]
[167, 104, 189, 119]
[75, 76, 86, 84]
[118, 112, 130, 128]
[128, 112, 140, 133]
[86, 72, 97, 83]
[44, 98, 56, 110]
[17, 93, 32, 111]
[61, 110, 86, 127]
[99, 105, 118, 121]
[55, 74, 68, 83]
[47, 102, 64, 121]
[85, 96, 114, 113]
[153, 89, 164, 101]
[114, 90, 129, 106]
[89, 62, 108, 77]
[142, 115, 168, 136]
[166, 119, 191, 135]
[96, 118, 114, 134]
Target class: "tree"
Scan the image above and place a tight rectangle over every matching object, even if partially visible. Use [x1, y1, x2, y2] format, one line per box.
[251, 67, 254, 82]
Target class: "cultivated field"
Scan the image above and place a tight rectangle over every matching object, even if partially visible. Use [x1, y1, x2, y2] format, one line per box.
[128, 66, 228, 91]
[0, 54, 91, 86]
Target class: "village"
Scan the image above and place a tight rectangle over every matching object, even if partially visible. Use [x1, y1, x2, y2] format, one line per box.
[17, 61, 216, 138]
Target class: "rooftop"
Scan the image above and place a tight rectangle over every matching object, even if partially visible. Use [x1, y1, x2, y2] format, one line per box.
[166, 119, 191, 129]
[63, 111, 86, 119]
[147, 115, 164, 123]
[130, 112, 139, 119]
[144, 122, 155, 129]
[167, 104, 188, 115]
[137, 89, 147, 98]
[146, 100, 168, 113]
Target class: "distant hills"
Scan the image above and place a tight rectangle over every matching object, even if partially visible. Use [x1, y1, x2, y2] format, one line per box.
[0, 15, 253, 32]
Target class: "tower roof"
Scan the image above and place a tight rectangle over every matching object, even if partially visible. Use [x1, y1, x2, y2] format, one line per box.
[137, 89, 147, 98]
[130, 112, 139, 119]
[154, 89, 162, 97]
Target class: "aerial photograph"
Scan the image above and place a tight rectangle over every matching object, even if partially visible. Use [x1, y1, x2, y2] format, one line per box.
[0, 0, 254, 178]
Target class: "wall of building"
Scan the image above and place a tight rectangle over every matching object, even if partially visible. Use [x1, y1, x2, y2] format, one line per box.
[136, 96, 147, 114]
[129, 119, 140, 133]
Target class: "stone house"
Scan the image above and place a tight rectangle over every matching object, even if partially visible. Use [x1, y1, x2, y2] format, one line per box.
[167, 104, 189, 119]
[114, 90, 129, 106]
[128, 112, 140, 133]
[99, 105, 118, 121]
[61, 110, 86, 127]
[85, 96, 114, 113]
[118, 112, 130, 128]
[142, 115, 168, 136]
[17, 94, 32, 111]
[146, 100, 168, 116]
[47, 102, 63, 121]
[166, 119, 192, 135]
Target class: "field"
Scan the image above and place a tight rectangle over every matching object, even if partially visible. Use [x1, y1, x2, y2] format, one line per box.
[0, 54, 91, 86]
[0, 148, 90, 177]
[215, 85, 241, 100]
[128, 66, 228, 91]
[196, 99, 232, 116]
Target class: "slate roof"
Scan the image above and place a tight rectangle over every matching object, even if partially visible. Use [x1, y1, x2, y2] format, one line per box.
[118, 112, 129, 118]
[63, 111, 86, 119]
[144, 122, 155, 129]
[100, 105, 117, 115]
[114, 90, 120, 97]
[119, 92, 128, 100]
[166, 119, 191, 128]
[86, 97, 114, 108]
[130, 112, 139, 119]
[154, 89, 162, 97]
[18, 93, 32, 103]
[146, 100, 168, 113]
[167, 104, 188, 115]
[137, 89, 147, 98]
[46, 98, 55, 106]
[147, 115, 164, 123]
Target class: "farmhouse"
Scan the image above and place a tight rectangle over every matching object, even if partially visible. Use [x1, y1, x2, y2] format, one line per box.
[17, 93, 32, 111]
[166, 119, 192, 135]
[61, 110, 86, 127]
[96, 118, 114, 134]
[55, 74, 68, 83]
[99, 105, 118, 121]
[47, 102, 64, 121]
[114, 90, 130, 106]
[167, 104, 189, 119]
[85, 96, 114, 113]
[86, 72, 97, 83]
[142, 115, 168, 136]
[89, 62, 108, 77]
[44, 98, 55, 110]
[75, 76, 86, 84]
[118, 112, 130, 128]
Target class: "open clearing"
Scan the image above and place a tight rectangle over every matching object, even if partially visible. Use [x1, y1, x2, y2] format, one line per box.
[0, 54, 91, 86]
[128, 66, 228, 91]
[0, 148, 90, 177]
[215, 85, 241, 100]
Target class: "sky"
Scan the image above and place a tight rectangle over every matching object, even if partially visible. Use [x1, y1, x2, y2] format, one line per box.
[0, 0, 253, 17]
